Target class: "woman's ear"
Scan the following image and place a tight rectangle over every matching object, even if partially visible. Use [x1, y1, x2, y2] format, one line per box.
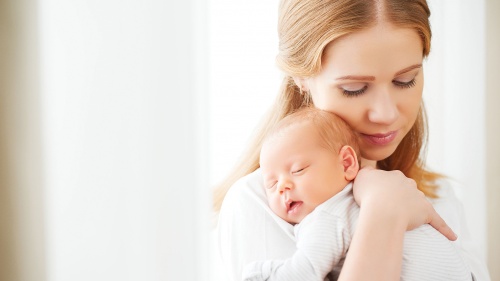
[339, 145, 359, 181]
[292, 77, 308, 92]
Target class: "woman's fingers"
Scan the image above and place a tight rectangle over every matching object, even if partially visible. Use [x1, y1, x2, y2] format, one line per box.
[353, 167, 457, 240]
[428, 210, 458, 241]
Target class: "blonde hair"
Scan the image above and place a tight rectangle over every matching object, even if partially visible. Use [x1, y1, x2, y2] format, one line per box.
[213, 0, 439, 213]
[264, 107, 361, 159]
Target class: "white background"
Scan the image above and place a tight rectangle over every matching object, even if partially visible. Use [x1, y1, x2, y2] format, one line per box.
[39, 0, 209, 280]
[2, 0, 495, 280]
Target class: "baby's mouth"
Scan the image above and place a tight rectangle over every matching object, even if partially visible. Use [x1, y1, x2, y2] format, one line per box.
[286, 200, 303, 214]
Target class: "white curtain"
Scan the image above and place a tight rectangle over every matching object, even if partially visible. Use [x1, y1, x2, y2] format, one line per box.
[1, 0, 210, 280]
[424, 0, 487, 260]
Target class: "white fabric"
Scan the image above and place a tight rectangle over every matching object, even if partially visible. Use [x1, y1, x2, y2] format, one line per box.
[241, 183, 471, 281]
[242, 183, 356, 281]
[430, 179, 491, 281]
[217, 168, 491, 281]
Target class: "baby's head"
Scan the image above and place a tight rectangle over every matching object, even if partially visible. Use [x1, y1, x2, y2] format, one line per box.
[260, 107, 360, 224]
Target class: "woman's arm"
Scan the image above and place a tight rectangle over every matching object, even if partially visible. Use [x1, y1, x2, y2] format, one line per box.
[339, 197, 406, 280]
[338, 168, 457, 281]
[217, 168, 460, 281]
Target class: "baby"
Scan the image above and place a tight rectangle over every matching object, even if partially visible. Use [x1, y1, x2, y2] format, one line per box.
[242, 107, 471, 281]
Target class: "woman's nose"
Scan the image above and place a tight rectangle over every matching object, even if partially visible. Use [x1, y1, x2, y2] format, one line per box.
[367, 90, 399, 125]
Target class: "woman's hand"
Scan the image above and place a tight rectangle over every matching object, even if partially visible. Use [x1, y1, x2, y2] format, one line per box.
[352, 167, 457, 241]
[340, 167, 456, 280]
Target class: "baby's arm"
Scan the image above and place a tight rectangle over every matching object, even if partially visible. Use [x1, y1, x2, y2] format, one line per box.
[242, 211, 349, 281]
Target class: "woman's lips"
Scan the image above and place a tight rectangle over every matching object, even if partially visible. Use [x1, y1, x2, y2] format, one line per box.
[361, 131, 398, 146]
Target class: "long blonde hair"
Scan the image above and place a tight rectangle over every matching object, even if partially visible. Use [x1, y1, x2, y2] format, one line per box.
[213, 0, 439, 213]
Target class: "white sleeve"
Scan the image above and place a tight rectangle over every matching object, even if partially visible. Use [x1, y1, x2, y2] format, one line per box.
[431, 179, 491, 281]
[401, 224, 472, 281]
[216, 169, 297, 281]
[241, 210, 349, 281]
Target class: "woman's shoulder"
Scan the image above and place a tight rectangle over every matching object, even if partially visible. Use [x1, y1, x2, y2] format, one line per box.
[217, 168, 297, 280]
[219, 168, 293, 234]
[222, 168, 267, 208]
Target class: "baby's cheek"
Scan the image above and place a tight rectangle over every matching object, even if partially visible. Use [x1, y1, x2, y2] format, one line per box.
[268, 196, 279, 211]
[271, 197, 286, 216]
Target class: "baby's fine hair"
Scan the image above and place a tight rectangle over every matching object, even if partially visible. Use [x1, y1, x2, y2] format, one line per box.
[263, 107, 361, 157]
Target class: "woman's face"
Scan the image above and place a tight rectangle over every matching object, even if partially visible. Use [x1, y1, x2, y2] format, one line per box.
[303, 23, 424, 162]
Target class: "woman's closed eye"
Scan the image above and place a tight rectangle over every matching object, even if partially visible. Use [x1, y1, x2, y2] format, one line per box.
[393, 78, 416, 89]
[340, 76, 417, 97]
[340, 83, 367, 97]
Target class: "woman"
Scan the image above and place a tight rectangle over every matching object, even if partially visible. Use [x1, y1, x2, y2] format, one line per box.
[214, 0, 490, 280]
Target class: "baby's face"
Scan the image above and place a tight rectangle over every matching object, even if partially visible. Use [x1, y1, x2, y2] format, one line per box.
[260, 123, 349, 224]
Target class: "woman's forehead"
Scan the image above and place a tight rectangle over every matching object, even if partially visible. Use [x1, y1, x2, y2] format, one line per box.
[320, 24, 423, 79]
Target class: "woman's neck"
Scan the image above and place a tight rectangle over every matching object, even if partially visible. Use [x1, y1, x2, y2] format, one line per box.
[360, 158, 377, 169]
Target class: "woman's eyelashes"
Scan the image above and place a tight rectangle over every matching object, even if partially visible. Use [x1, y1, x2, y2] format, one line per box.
[393, 78, 416, 88]
[340, 78, 417, 97]
[342, 85, 367, 97]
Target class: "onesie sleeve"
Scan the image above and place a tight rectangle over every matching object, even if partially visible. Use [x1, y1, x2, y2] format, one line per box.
[242, 209, 350, 281]
[241, 186, 356, 281]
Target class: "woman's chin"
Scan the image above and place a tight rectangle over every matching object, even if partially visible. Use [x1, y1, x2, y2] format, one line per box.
[360, 146, 398, 164]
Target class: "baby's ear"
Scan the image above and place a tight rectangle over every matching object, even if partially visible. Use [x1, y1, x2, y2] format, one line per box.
[339, 145, 359, 181]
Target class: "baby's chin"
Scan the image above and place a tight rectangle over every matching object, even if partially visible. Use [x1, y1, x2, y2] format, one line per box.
[283, 206, 313, 225]
[274, 209, 302, 225]
[287, 213, 309, 225]
[283, 217, 301, 225]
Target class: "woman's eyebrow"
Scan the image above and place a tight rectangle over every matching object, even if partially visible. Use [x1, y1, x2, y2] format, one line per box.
[395, 64, 422, 76]
[334, 64, 422, 81]
[335, 75, 375, 81]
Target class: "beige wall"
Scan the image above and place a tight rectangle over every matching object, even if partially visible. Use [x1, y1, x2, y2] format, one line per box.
[0, 0, 46, 281]
[487, 0, 500, 280]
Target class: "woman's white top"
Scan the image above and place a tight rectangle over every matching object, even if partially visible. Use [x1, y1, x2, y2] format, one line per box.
[217, 168, 491, 281]
[241, 183, 471, 281]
